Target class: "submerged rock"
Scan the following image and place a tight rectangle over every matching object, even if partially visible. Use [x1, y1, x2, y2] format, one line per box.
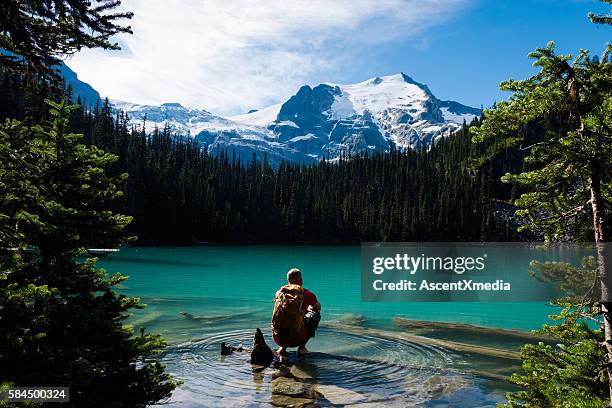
[322, 313, 366, 328]
[180, 311, 222, 321]
[180, 310, 254, 321]
[344, 400, 407, 407]
[270, 377, 320, 407]
[314, 384, 366, 405]
[422, 374, 472, 398]
[270, 394, 315, 407]
[218, 395, 260, 407]
[289, 364, 316, 380]
[270, 368, 323, 405]
[335, 313, 366, 326]
[271, 377, 311, 397]
[271, 366, 291, 379]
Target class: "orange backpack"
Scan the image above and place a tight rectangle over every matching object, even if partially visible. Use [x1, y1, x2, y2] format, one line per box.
[271, 284, 305, 333]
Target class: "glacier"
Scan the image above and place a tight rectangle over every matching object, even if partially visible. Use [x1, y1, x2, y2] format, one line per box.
[111, 73, 480, 165]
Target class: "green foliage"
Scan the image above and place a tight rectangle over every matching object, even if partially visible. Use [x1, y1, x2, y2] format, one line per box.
[502, 302, 608, 408]
[589, 0, 612, 25]
[1, 100, 132, 253]
[0, 1, 177, 405]
[529, 255, 598, 301]
[472, 42, 612, 241]
[505, 257, 607, 407]
[0, 101, 178, 407]
[474, 9, 612, 406]
[0, 1, 133, 72]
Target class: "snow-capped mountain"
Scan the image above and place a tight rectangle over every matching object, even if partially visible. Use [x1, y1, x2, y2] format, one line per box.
[112, 73, 480, 165]
[111, 100, 217, 132]
[110, 100, 308, 165]
[231, 73, 480, 157]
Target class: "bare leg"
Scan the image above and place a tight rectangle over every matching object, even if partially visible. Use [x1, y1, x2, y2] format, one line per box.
[297, 344, 308, 359]
[297, 310, 319, 359]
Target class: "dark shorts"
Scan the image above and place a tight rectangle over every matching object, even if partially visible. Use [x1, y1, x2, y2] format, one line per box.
[304, 310, 321, 337]
[273, 311, 321, 347]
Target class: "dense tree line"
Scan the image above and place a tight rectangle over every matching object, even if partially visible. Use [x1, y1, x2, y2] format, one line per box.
[0, 66, 527, 245]
[1, 2, 178, 407]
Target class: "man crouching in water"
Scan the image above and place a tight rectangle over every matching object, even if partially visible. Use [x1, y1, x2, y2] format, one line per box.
[271, 268, 321, 360]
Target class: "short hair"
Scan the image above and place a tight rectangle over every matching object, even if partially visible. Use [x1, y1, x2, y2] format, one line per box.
[287, 268, 302, 283]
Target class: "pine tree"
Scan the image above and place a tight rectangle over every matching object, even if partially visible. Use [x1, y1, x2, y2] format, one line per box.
[589, 0, 612, 25]
[505, 302, 608, 407]
[0, 100, 178, 407]
[473, 39, 612, 407]
[0, 0, 133, 73]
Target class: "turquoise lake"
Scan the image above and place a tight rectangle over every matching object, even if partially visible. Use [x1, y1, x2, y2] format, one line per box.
[98, 246, 557, 407]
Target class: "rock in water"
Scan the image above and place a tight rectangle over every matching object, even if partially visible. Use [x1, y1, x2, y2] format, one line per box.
[335, 313, 365, 326]
[271, 377, 311, 396]
[250, 328, 274, 366]
[289, 364, 315, 380]
[314, 384, 366, 405]
[422, 374, 471, 398]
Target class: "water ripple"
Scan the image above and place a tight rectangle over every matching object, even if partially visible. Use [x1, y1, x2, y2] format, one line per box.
[157, 327, 494, 407]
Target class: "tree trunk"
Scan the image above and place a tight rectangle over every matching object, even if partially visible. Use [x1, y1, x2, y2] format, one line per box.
[592, 172, 607, 243]
[591, 170, 612, 407]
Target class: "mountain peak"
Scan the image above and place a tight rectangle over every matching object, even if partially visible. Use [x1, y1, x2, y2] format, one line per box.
[323, 72, 432, 119]
[102, 72, 480, 165]
[344, 72, 434, 97]
[161, 102, 183, 108]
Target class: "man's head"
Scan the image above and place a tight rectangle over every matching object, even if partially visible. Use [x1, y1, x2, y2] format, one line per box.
[287, 268, 303, 286]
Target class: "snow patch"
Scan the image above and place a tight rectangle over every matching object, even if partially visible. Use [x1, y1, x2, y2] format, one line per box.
[328, 93, 355, 120]
[440, 107, 477, 125]
[276, 120, 299, 128]
[289, 134, 317, 142]
[326, 74, 428, 117]
[229, 103, 282, 126]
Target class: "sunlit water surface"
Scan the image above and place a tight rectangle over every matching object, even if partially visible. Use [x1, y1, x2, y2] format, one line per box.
[98, 246, 552, 407]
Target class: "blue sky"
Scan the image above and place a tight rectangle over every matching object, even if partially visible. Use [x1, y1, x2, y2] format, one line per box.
[344, 0, 611, 109]
[68, 0, 611, 115]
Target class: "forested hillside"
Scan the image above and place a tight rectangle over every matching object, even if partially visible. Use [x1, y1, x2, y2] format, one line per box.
[0, 66, 527, 244]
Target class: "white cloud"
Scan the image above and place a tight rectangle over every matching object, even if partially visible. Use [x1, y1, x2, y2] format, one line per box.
[66, 0, 468, 115]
